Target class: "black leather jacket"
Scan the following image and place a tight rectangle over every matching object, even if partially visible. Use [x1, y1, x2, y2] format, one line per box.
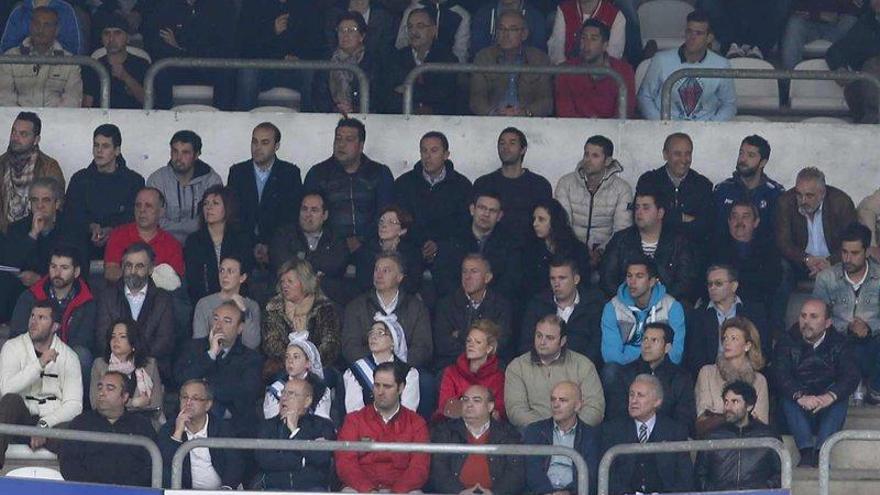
[695, 420, 781, 491]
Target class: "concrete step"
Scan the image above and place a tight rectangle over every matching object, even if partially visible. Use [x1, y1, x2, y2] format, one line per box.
[792, 468, 880, 495]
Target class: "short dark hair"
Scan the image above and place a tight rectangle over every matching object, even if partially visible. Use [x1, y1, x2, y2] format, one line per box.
[123, 241, 156, 265]
[50, 245, 81, 271]
[840, 222, 872, 251]
[170, 130, 203, 154]
[301, 191, 329, 212]
[374, 361, 407, 387]
[706, 264, 739, 282]
[686, 9, 712, 32]
[94, 124, 122, 148]
[216, 300, 245, 325]
[255, 122, 281, 143]
[634, 185, 668, 212]
[337, 11, 368, 36]
[420, 131, 449, 151]
[198, 184, 239, 228]
[499, 127, 527, 148]
[32, 299, 60, 323]
[180, 378, 214, 401]
[472, 189, 503, 208]
[549, 256, 580, 277]
[31, 6, 58, 23]
[408, 7, 437, 25]
[580, 18, 610, 42]
[625, 256, 658, 279]
[336, 117, 366, 142]
[728, 200, 759, 220]
[219, 254, 249, 276]
[103, 370, 135, 398]
[741, 135, 770, 161]
[663, 132, 693, 152]
[722, 380, 758, 407]
[138, 186, 166, 208]
[103, 319, 148, 369]
[644, 322, 674, 345]
[378, 204, 414, 231]
[15, 112, 41, 136]
[537, 314, 567, 338]
[585, 135, 614, 157]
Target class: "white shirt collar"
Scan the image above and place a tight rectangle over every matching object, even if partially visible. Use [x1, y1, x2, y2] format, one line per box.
[124, 284, 148, 298]
[634, 414, 657, 438]
[844, 261, 871, 289]
[376, 404, 401, 424]
[466, 420, 491, 438]
[185, 415, 210, 439]
[376, 290, 400, 314]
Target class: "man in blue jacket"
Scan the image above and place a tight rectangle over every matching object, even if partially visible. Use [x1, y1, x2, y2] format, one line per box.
[1, 0, 83, 54]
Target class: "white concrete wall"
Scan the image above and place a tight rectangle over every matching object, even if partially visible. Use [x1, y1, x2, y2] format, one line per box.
[2, 108, 878, 203]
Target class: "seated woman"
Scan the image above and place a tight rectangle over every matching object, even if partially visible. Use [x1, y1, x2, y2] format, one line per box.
[264, 337, 332, 420]
[90, 319, 164, 426]
[262, 259, 342, 377]
[522, 198, 590, 298]
[184, 184, 254, 303]
[321, 11, 384, 113]
[695, 316, 770, 437]
[343, 321, 420, 413]
[354, 205, 424, 294]
[434, 319, 506, 422]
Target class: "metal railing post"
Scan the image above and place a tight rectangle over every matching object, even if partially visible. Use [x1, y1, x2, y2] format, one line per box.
[0, 55, 111, 109]
[659, 67, 880, 120]
[143, 58, 370, 112]
[402, 63, 629, 118]
[171, 438, 589, 494]
[818, 430, 880, 495]
[597, 437, 791, 495]
[0, 423, 162, 488]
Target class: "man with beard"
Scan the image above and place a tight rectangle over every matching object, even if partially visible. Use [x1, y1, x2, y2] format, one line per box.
[714, 135, 785, 242]
[814, 223, 880, 403]
[0, 112, 63, 233]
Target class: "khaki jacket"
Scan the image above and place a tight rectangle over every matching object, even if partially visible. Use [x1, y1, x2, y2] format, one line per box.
[469, 45, 553, 116]
[0, 38, 82, 107]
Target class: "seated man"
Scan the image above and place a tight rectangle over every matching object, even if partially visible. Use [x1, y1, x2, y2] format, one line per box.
[813, 223, 880, 402]
[192, 255, 261, 350]
[774, 298, 859, 467]
[83, 13, 148, 109]
[638, 10, 736, 121]
[471, 0, 547, 56]
[430, 384, 524, 494]
[524, 381, 600, 495]
[0, 0, 83, 54]
[505, 314, 605, 429]
[470, 11, 552, 117]
[600, 374, 694, 494]
[336, 361, 430, 493]
[0, 301, 82, 468]
[695, 381, 781, 491]
[549, 0, 625, 64]
[175, 301, 264, 437]
[776, 167, 857, 281]
[59, 371, 156, 486]
[555, 19, 636, 119]
[781, 0, 858, 72]
[394, 0, 470, 63]
[0, 7, 82, 108]
[158, 379, 244, 489]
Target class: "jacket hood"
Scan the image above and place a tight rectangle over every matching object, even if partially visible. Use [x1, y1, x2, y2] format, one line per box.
[454, 352, 501, 380]
[576, 159, 624, 186]
[615, 280, 668, 309]
[164, 159, 215, 183]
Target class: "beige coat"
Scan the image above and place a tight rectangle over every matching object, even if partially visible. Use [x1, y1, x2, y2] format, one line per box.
[695, 364, 769, 424]
[0, 38, 82, 108]
[555, 160, 633, 248]
[469, 45, 553, 116]
[857, 187, 880, 246]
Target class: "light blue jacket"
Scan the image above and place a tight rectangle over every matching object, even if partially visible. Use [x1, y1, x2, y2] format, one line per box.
[1, 0, 84, 55]
[813, 260, 880, 335]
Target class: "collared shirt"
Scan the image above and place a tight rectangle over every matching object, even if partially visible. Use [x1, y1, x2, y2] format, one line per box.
[253, 158, 275, 201]
[548, 420, 578, 489]
[708, 296, 741, 327]
[665, 166, 688, 188]
[802, 202, 830, 258]
[467, 289, 487, 310]
[304, 230, 323, 251]
[411, 47, 431, 66]
[634, 414, 657, 440]
[376, 290, 399, 315]
[376, 404, 400, 424]
[123, 284, 148, 320]
[185, 416, 223, 489]
[845, 261, 870, 292]
[811, 331, 827, 350]
[422, 165, 447, 187]
[466, 420, 491, 439]
[555, 292, 580, 323]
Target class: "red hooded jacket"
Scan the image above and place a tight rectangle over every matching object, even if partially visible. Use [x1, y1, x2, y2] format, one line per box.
[435, 353, 506, 422]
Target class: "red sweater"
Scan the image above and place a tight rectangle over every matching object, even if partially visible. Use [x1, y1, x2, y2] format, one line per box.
[336, 405, 430, 492]
[555, 56, 636, 118]
[435, 353, 506, 422]
[104, 223, 185, 276]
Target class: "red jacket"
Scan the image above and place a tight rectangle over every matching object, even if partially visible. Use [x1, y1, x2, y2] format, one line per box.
[29, 275, 94, 344]
[555, 56, 636, 118]
[335, 405, 430, 492]
[559, 0, 620, 59]
[435, 353, 506, 422]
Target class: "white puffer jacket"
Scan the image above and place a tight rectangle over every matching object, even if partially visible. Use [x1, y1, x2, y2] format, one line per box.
[555, 160, 633, 249]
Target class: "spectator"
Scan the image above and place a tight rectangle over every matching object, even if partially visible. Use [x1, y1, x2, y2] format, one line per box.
[158, 379, 243, 489]
[90, 0, 145, 43]
[103, 187, 185, 283]
[505, 314, 605, 428]
[352, 205, 424, 295]
[813, 222, 880, 403]
[0, 301, 82, 467]
[473, 127, 552, 243]
[0, 7, 82, 108]
[0, 113, 64, 233]
[524, 198, 593, 297]
[523, 381, 600, 495]
[430, 384, 524, 494]
[303, 118, 394, 249]
[436, 321, 506, 421]
[331, 0, 398, 73]
[556, 19, 636, 119]
[263, 339, 333, 420]
[706, 0, 783, 59]
[386, 7, 458, 114]
[599, 374, 694, 495]
[638, 10, 736, 121]
[0, 0, 83, 54]
[96, 242, 175, 381]
[549, 0, 626, 64]
[827, 0, 880, 123]
[775, 167, 857, 281]
[343, 320, 420, 413]
[781, 0, 859, 71]
[521, 257, 603, 365]
[599, 188, 697, 302]
[175, 301, 264, 437]
[323, 12, 384, 113]
[255, 376, 337, 491]
[89, 319, 163, 427]
[147, 130, 224, 244]
[695, 381, 781, 491]
[227, 122, 302, 266]
[695, 317, 769, 437]
[470, 11, 553, 117]
[183, 185, 254, 303]
[395, 0, 470, 63]
[471, 0, 548, 57]
[555, 135, 633, 260]
[393, 131, 473, 269]
[268, 192, 350, 304]
[433, 254, 512, 369]
[336, 361, 431, 493]
[774, 298, 859, 467]
[64, 124, 145, 260]
[713, 135, 785, 242]
[262, 259, 342, 373]
[857, 187, 880, 259]
[192, 255, 261, 350]
[83, 13, 148, 109]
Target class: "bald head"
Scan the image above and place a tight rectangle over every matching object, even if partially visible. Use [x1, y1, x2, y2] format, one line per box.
[551, 381, 583, 426]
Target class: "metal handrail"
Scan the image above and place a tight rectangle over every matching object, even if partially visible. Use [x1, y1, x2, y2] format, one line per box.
[818, 429, 880, 495]
[171, 438, 590, 493]
[597, 437, 792, 495]
[659, 67, 880, 119]
[143, 57, 370, 112]
[0, 422, 162, 488]
[402, 62, 629, 118]
[0, 55, 111, 109]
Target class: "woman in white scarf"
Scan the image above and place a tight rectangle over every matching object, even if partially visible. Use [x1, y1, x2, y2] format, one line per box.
[263, 335, 333, 420]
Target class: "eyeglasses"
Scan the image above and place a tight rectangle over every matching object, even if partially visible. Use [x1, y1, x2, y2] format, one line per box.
[368, 329, 391, 338]
[379, 218, 401, 226]
[706, 280, 730, 288]
[180, 395, 208, 403]
[337, 26, 361, 34]
[280, 390, 309, 399]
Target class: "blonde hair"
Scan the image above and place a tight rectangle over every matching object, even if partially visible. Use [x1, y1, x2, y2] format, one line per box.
[277, 259, 320, 297]
[468, 319, 501, 354]
[720, 317, 765, 370]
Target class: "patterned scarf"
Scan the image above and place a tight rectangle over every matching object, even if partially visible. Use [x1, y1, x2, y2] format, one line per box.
[3, 148, 38, 223]
[329, 47, 365, 109]
[108, 354, 155, 400]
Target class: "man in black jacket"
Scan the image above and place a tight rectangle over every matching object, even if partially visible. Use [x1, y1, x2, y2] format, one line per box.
[826, 0, 880, 123]
[158, 379, 244, 489]
[774, 298, 859, 467]
[430, 384, 524, 494]
[695, 380, 781, 491]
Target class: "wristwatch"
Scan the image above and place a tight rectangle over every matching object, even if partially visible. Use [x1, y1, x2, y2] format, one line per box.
[37, 419, 49, 428]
